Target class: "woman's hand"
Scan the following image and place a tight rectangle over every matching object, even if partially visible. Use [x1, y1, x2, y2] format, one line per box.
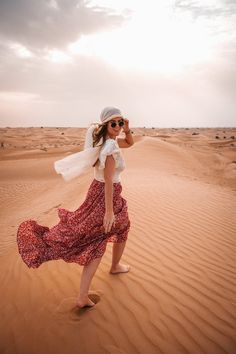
[122, 118, 130, 133]
[103, 211, 115, 233]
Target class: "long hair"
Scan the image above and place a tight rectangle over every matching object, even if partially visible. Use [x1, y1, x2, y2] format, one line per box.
[92, 123, 108, 147]
[92, 123, 108, 166]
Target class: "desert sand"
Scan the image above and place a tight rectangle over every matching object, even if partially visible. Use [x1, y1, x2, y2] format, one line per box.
[0, 127, 236, 354]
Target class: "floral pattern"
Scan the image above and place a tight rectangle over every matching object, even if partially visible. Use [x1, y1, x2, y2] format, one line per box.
[17, 179, 130, 268]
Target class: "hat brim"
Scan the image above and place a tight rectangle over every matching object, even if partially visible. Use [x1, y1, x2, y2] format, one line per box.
[101, 114, 124, 124]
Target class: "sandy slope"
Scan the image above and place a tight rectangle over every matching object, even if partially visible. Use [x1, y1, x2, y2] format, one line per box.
[0, 129, 236, 354]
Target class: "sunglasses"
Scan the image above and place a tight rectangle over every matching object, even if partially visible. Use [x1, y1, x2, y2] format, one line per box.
[109, 119, 124, 128]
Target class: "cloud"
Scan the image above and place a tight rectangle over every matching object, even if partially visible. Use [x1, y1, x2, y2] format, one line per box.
[0, 49, 235, 127]
[0, 1, 235, 127]
[174, 0, 236, 18]
[0, 0, 127, 51]
[173, 0, 236, 95]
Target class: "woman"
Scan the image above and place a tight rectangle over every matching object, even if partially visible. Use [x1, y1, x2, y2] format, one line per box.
[17, 106, 134, 308]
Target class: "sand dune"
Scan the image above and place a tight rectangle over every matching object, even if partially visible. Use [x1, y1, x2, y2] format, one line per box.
[0, 128, 236, 354]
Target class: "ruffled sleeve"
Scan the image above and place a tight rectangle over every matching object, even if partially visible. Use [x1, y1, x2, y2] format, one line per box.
[98, 139, 121, 170]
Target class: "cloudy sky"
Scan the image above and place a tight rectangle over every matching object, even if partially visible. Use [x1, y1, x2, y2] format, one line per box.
[0, 0, 235, 128]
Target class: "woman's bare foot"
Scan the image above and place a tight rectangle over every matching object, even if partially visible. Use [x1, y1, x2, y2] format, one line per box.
[77, 296, 95, 308]
[109, 263, 130, 274]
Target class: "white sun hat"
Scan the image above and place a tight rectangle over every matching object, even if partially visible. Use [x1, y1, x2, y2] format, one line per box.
[100, 106, 124, 124]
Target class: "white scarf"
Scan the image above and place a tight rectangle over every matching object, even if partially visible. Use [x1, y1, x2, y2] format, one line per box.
[54, 124, 101, 182]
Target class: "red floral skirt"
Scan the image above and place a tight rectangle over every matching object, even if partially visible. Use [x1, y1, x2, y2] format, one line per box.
[17, 179, 130, 268]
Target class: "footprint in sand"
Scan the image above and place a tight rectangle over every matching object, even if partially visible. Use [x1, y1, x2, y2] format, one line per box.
[53, 293, 101, 321]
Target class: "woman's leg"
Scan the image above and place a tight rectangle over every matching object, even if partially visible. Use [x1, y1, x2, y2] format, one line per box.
[110, 241, 130, 274]
[77, 256, 102, 307]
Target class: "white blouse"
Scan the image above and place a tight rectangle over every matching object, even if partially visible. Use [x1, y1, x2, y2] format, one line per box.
[94, 138, 125, 183]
